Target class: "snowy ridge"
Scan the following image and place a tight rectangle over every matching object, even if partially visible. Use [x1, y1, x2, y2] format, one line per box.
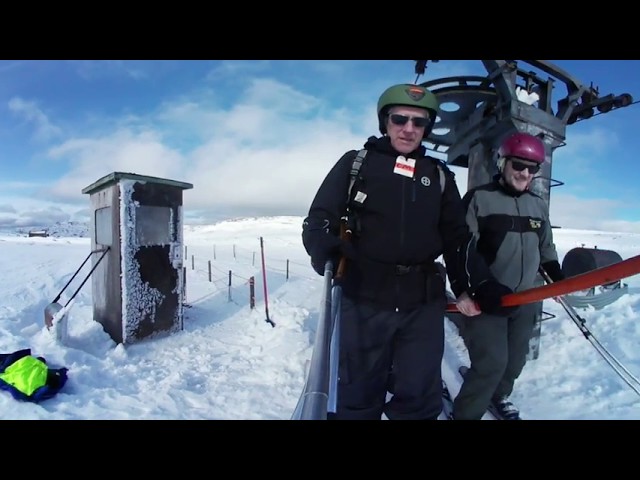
[9, 221, 90, 238]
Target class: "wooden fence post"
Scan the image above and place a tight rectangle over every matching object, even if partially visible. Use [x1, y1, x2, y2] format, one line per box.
[249, 276, 255, 309]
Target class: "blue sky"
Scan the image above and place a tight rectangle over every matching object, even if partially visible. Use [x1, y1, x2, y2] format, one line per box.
[1, 60, 638, 232]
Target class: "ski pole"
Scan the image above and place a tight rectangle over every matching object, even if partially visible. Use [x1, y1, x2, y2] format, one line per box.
[259, 237, 275, 328]
[539, 267, 640, 397]
[335, 219, 351, 281]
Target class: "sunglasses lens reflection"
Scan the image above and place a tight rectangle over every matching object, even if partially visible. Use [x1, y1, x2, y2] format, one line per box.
[389, 114, 429, 128]
[511, 161, 540, 174]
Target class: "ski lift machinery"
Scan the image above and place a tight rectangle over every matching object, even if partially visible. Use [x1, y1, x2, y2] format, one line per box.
[413, 60, 634, 359]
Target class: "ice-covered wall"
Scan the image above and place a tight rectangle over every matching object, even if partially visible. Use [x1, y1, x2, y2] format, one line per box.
[119, 180, 166, 343]
[116, 178, 187, 343]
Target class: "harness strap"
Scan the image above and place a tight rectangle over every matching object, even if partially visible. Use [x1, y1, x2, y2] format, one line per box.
[344, 149, 446, 234]
[347, 149, 445, 201]
[346, 149, 368, 204]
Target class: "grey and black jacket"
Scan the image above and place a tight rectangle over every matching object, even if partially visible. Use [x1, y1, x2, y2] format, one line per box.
[461, 176, 560, 294]
[302, 135, 489, 311]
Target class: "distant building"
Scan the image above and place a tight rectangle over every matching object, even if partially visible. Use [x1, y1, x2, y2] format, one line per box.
[28, 229, 49, 238]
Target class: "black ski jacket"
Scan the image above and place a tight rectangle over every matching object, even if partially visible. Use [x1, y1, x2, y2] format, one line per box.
[302, 136, 488, 310]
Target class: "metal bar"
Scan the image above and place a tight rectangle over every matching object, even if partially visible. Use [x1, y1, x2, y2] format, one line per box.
[52, 249, 98, 303]
[294, 259, 335, 420]
[64, 247, 110, 306]
[328, 284, 342, 414]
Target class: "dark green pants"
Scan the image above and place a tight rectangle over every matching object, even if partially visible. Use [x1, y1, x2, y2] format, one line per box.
[452, 302, 538, 420]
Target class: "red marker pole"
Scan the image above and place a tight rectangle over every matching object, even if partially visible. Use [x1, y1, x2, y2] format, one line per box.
[260, 237, 275, 327]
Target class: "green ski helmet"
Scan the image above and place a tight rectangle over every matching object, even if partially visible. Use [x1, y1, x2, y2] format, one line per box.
[377, 83, 439, 139]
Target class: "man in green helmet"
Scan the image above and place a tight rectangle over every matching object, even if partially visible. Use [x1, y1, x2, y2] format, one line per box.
[302, 84, 513, 420]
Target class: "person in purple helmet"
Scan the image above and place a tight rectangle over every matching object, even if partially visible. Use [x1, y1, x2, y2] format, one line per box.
[452, 131, 565, 420]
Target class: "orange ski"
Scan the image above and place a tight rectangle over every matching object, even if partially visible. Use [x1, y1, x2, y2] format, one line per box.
[446, 253, 640, 313]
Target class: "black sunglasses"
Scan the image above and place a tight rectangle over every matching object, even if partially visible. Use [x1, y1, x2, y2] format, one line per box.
[388, 113, 430, 128]
[510, 159, 540, 175]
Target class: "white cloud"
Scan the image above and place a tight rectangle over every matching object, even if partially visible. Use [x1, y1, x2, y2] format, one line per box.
[187, 127, 366, 219]
[0, 204, 16, 213]
[549, 193, 640, 232]
[8, 97, 62, 142]
[45, 130, 186, 203]
[555, 127, 616, 160]
[242, 78, 321, 114]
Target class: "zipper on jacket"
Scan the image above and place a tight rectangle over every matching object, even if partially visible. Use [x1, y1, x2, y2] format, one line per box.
[515, 197, 525, 291]
[412, 176, 417, 202]
[396, 177, 409, 311]
[400, 178, 407, 249]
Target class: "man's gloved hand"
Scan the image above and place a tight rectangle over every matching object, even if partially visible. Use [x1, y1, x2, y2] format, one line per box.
[309, 233, 355, 276]
[541, 260, 565, 303]
[472, 280, 518, 316]
[302, 217, 356, 276]
[541, 260, 565, 283]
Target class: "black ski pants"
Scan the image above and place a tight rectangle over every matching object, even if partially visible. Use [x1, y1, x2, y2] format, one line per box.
[452, 302, 538, 420]
[328, 295, 445, 420]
